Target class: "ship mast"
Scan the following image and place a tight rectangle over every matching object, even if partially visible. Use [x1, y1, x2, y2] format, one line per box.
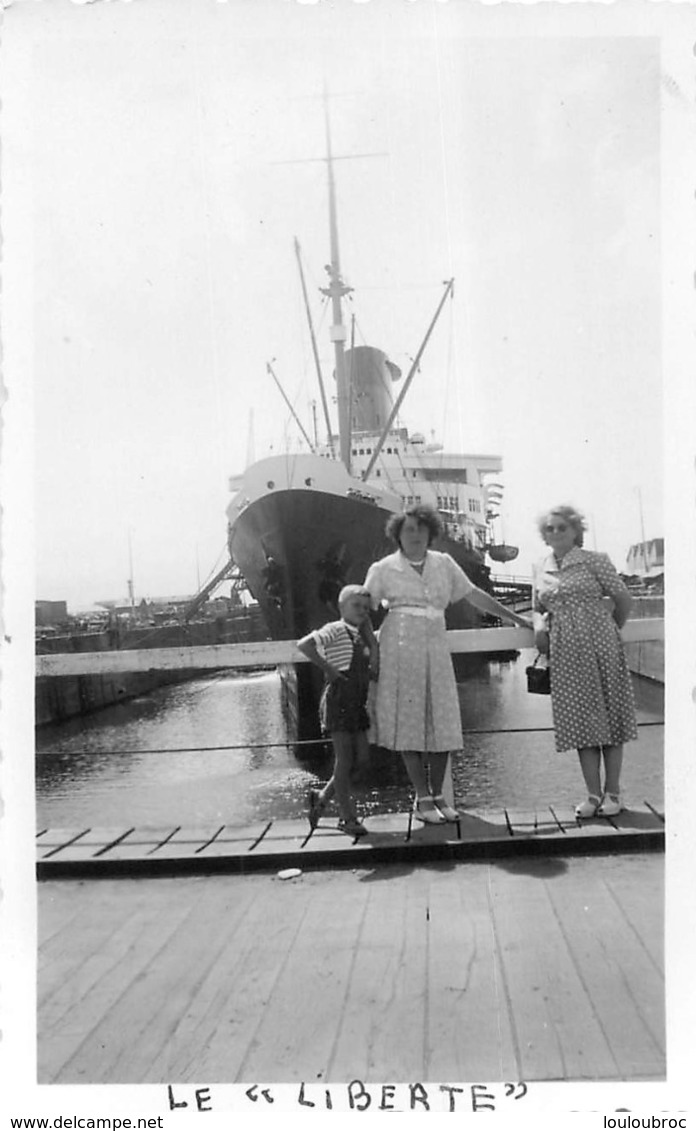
[127, 529, 135, 618]
[320, 90, 353, 472]
[276, 94, 384, 468]
[294, 237, 335, 457]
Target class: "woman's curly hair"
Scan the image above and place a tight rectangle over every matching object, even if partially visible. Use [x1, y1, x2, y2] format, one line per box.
[537, 505, 587, 548]
[386, 503, 443, 547]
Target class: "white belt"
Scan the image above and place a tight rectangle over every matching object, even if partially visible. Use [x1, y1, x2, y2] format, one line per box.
[392, 605, 444, 621]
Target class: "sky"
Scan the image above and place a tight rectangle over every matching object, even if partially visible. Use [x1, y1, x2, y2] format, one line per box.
[5, 0, 667, 610]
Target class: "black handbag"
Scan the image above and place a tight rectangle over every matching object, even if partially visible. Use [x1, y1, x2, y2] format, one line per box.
[526, 653, 551, 695]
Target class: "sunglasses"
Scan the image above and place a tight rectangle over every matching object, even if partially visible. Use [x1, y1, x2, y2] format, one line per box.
[544, 523, 568, 533]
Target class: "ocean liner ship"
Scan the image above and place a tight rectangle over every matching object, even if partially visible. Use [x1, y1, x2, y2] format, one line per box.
[226, 111, 515, 732]
[227, 352, 505, 641]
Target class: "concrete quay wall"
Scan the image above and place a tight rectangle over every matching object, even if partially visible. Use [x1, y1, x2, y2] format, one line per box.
[625, 597, 664, 684]
[35, 610, 268, 726]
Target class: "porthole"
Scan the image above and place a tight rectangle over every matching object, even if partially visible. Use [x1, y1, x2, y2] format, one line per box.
[267, 480, 275, 489]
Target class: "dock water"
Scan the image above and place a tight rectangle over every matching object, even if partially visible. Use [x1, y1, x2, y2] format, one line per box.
[35, 660, 665, 829]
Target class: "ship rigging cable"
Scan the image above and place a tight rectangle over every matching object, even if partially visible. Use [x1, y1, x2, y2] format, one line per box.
[36, 721, 664, 757]
[442, 285, 461, 454]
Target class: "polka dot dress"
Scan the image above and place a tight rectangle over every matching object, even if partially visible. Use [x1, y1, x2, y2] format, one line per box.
[534, 548, 638, 754]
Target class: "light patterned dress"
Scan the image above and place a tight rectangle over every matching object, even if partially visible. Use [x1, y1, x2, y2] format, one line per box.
[533, 547, 638, 754]
[364, 550, 474, 752]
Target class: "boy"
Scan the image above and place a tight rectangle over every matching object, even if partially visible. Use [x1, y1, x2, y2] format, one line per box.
[296, 585, 378, 838]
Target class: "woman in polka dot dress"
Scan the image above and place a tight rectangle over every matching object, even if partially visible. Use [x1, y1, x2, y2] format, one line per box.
[532, 505, 637, 818]
[365, 504, 531, 824]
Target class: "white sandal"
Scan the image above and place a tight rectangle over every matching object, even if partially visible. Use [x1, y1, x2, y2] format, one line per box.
[597, 793, 623, 817]
[432, 795, 459, 822]
[414, 797, 445, 825]
[575, 794, 601, 819]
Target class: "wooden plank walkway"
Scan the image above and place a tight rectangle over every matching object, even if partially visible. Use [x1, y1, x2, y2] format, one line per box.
[37, 853, 665, 1084]
[36, 803, 665, 879]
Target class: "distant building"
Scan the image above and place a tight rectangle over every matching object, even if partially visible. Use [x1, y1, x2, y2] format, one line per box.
[625, 538, 664, 581]
[94, 593, 244, 624]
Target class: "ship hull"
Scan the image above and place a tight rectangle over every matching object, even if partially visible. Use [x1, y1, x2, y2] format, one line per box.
[229, 486, 397, 742]
[228, 482, 495, 738]
[228, 488, 395, 637]
[229, 491, 491, 637]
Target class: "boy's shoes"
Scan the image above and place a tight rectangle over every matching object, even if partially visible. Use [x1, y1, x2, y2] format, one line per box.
[413, 797, 446, 825]
[307, 789, 325, 830]
[597, 792, 624, 817]
[338, 817, 368, 838]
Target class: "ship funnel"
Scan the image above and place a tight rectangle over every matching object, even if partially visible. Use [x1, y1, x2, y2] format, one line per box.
[341, 345, 401, 433]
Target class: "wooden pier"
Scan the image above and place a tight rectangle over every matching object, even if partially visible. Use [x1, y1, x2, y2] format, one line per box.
[38, 851, 665, 1084]
[36, 802, 664, 879]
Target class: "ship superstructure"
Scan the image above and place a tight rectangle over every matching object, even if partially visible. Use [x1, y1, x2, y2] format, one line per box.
[320, 343, 501, 562]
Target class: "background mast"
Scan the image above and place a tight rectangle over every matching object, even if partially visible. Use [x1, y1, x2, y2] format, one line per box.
[320, 89, 353, 471]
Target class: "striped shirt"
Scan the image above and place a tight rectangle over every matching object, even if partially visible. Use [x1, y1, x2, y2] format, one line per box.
[311, 620, 360, 673]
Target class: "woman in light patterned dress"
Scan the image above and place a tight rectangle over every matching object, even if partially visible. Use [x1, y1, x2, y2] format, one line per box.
[364, 505, 531, 824]
[532, 505, 637, 818]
